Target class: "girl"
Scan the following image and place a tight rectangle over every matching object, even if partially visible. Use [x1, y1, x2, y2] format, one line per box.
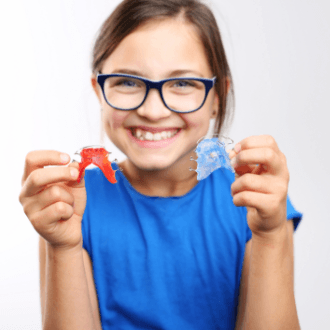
[19, 0, 302, 329]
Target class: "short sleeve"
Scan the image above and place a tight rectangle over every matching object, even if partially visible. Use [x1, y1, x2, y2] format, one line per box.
[286, 195, 303, 231]
[81, 211, 91, 252]
[245, 194, 302, 242]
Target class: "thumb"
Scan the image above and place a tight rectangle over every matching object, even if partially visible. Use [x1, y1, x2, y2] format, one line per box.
[66, 161, 86, 188]
[226, 148, 236, 160]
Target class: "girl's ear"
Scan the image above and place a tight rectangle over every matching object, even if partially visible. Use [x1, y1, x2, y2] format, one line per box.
[211, 77, 230, 119]
[211, 92, 219, 119]
[91, 75, 102, 103]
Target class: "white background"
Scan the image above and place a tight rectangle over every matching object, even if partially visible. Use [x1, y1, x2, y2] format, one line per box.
[1, 0, 329, 329]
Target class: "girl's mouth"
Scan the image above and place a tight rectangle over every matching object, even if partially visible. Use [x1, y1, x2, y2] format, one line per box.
[130, 127, 180, 141]
[127, 127, 182, 148]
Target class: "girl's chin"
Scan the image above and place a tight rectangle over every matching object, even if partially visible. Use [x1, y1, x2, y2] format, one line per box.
[125, 153, 184, 172]
[131, 160, 173, 172]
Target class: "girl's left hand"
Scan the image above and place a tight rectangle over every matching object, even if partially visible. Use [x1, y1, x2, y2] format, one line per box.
[228, 135, 290, 238]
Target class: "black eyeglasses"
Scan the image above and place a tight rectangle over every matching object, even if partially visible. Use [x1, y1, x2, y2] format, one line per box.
[97, 73, 217, 113]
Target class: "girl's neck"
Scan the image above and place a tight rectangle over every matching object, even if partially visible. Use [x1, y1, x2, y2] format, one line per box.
[119, 152, 198, 197]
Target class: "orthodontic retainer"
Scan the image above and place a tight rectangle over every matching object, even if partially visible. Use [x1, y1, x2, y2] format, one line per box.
[73, 145, 117, 184]
[191, 136, 235, 180]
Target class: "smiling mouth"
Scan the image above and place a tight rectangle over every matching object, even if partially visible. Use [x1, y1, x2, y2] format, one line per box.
[129, 127, 180, 141]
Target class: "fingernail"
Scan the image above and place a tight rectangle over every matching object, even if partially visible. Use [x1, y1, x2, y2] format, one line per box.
[60, 153, 70, 163]
[234, 144, 241, 153]
[70, 169, 78, 178]
[230, 157, 237, 168]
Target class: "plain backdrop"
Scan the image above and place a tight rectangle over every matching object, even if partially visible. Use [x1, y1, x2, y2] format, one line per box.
[1, 0, 329, 329]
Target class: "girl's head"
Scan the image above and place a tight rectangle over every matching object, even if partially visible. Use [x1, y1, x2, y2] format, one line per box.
[91, 0, 234, 171]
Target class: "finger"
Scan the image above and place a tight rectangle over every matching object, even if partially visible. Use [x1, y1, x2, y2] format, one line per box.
[232, 190, 276, 213]
[23, 185, 74, 218]
[237, 135, 280, 153]
[66, 161, 86, 188]
[234, 163, 265, 178]
[231, 173, 272, 196]
[227, 145, 257, 175]
[22, 150, 71, 186]
[232, 191, 285, 226]
[226, 149, 236, 160]
[232, 148, 282, 175]
[234, 164, 260, 177]
[232, 135, 281, 175]
[23, 166, 79, 197]
[30, 201, 75, 230]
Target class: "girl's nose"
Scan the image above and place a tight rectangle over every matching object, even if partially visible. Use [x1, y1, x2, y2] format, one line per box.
[136, 89, 172, 121]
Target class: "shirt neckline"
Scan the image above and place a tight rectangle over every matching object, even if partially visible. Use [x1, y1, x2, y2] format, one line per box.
[112, 162, 204, 200]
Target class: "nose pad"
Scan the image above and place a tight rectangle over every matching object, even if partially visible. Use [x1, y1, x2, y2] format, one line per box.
[136, 89, 171, 119]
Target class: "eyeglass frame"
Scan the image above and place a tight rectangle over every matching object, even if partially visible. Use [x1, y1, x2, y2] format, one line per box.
[97, 73, 217, 113]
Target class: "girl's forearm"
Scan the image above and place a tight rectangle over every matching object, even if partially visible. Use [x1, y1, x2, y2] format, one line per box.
[43, 243, 97, 330]
[242, 223, 300, 330]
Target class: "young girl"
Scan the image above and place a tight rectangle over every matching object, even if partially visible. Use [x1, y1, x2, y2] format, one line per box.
[19, 0, 302, 329]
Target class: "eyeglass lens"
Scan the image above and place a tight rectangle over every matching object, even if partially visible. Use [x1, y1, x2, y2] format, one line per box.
[103, 76, 206, 112]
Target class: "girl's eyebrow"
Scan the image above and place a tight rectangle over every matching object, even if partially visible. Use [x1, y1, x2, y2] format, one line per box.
[111, 68, 205, 78]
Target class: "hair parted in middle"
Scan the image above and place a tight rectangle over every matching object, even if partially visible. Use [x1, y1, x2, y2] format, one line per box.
[92, 0, 235, 137]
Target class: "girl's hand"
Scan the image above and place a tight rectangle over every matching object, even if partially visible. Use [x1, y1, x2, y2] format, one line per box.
[19, 150, 87, 251]
[228, 135, 290, 238]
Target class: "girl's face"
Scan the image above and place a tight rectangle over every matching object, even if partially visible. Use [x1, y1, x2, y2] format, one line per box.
[92, 19, 218, 172]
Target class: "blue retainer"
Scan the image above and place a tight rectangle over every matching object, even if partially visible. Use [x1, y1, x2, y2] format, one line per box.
[193, 137, 235, 180]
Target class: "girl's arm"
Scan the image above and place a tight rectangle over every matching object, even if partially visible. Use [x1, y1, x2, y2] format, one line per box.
[40, 237, 102, 330]
[244, 219, 299, 329]
[235, 219, 300, 330]
[229, 135, 301, 329]
[82, 247, 103, 330]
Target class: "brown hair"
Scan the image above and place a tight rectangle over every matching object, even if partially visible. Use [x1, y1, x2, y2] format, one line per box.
[92, 0, 234, 136]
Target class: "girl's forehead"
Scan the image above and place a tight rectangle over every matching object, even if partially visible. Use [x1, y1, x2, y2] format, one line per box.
[101, 19, 212, 79]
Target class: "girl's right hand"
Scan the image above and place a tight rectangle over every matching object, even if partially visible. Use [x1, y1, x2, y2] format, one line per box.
[19, 150, 87, 251]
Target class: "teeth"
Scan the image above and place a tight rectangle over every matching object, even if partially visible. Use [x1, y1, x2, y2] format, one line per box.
[145, 132, 154, 141]
[161, 131, 167, 139]
[154, 133, 161, 141]
[132, 128, 179, 141]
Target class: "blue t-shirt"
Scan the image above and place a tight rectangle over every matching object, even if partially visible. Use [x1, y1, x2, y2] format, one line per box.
[81, 164, 302, 330]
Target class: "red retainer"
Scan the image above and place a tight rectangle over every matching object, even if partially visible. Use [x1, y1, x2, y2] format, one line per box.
[76, 147, 117, 184]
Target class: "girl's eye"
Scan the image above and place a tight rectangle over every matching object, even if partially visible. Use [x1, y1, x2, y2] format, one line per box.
[173, 80, 195, 88]
[117, 79, 137, 87]
[107, 77, 144, 90]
